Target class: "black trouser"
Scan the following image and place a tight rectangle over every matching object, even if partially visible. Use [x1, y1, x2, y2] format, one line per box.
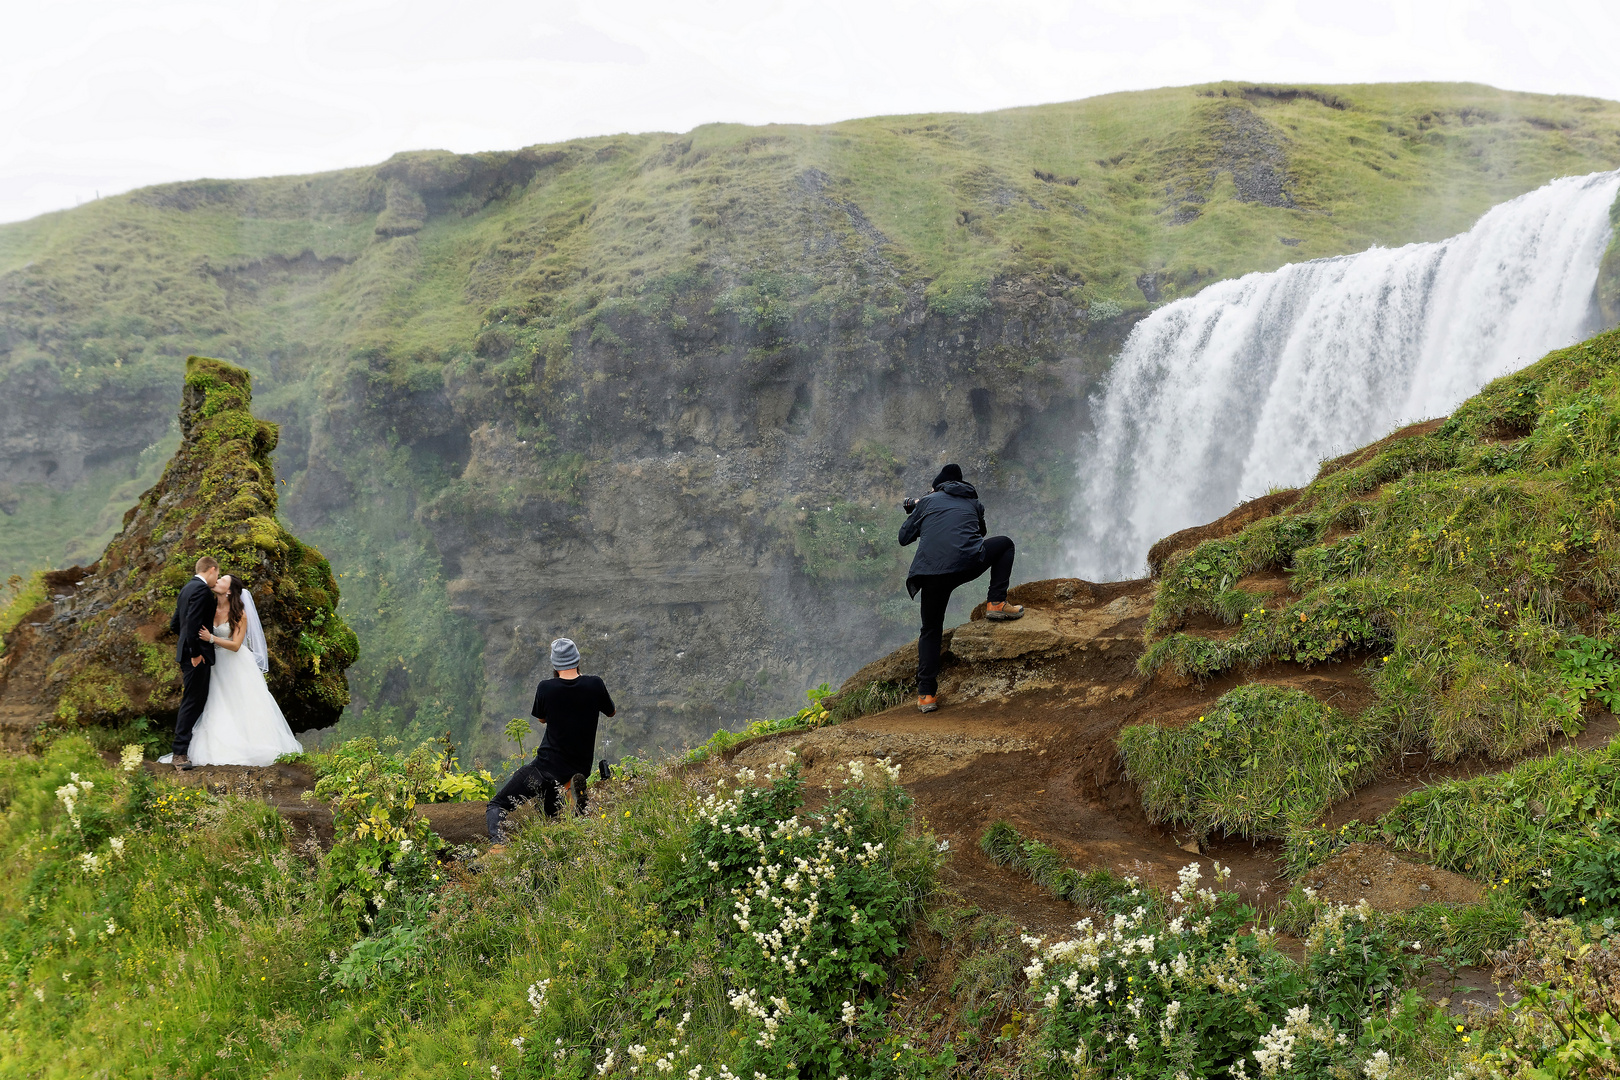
[173, 659, 211, 758]
[485, 761, 587, 839]
[915, 535, 1016, 697]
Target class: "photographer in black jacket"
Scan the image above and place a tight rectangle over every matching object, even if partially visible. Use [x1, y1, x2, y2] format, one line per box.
[898, 464, 1022, 713]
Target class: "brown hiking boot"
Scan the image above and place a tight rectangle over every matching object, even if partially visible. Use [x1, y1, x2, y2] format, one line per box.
[917, 695, 939, 713]
[570, 773, 589, 816]
[985, 602, 1024, 621]
[172, 754, 194, 771]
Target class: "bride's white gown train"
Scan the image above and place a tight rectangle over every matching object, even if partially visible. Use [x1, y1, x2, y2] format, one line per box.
[186, 623, 303, 766]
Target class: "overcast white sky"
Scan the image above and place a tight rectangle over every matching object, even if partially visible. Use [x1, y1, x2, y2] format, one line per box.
[3, 0, 1617, 224]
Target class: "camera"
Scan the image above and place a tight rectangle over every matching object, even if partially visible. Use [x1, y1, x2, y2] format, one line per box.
[902, 497, 917, 513]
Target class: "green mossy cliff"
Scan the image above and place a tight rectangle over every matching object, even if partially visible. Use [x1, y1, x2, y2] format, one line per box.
[0, 357, 355, 740]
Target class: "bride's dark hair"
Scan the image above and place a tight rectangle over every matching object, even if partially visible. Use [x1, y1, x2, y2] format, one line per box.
[225, 575, 245, 632]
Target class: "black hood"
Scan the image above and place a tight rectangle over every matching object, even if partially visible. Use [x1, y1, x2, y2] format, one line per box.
[934, 480, 978, 499]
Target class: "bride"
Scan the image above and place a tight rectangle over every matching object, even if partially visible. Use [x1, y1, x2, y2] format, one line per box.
[184, 574, 304, 766]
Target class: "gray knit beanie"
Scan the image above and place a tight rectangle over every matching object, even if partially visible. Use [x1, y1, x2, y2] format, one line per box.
[550, 637, 581, 671]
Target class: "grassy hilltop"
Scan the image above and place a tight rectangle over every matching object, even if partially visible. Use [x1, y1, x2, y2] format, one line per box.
[4, 81, 1620, 755]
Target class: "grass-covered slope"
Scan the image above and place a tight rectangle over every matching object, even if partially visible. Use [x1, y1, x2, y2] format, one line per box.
[0, 357, 356, 738]
[1120, 326, 1620, 850]
[5, 81, 1619, 383]
[0, 731, 1532, 1080]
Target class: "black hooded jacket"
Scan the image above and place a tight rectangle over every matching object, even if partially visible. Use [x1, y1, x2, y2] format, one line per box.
[898, 480, 987, 597]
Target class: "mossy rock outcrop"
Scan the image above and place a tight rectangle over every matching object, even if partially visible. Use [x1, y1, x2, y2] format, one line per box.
[0, 357, 356, 740]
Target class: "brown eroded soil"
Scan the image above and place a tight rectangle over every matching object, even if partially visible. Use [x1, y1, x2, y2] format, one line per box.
[723, 573, 1619, 937]
[723, 577, 1377, 931]
[1303, 842, 1483, 910]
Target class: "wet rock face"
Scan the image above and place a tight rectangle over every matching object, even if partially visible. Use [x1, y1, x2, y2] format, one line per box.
[399, 278, 1111, 748]
[0, 356, 356, 737]
[0, 362, 175, 489]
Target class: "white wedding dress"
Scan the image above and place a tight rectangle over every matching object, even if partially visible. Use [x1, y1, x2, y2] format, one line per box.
[184, 592, 303, 766]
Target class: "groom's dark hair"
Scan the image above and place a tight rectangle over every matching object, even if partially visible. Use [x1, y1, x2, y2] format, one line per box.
[195, 556, 219, 574]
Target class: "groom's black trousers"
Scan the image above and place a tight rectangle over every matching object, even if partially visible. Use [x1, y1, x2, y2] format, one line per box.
[173, 660, 211, 758]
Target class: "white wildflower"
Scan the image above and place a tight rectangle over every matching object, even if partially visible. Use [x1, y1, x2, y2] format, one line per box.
[528, 978, 551, 1016]
[120, 744, 144, 772]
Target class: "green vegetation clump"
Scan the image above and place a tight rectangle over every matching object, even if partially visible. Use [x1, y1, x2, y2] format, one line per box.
[1142, 327, 1620, 761]
[680, 680, 909, 765]
[0, 571, 46, 649]
[1118, 684, 1384, 839]
[1376, 736, 1620, 885]
[979, 820, 1132, 909]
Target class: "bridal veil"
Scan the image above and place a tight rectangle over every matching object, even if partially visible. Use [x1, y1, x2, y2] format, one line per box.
[241, 589, 271, 673]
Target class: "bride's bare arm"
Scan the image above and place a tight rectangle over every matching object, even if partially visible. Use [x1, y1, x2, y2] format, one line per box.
[201, 621, 249, 652]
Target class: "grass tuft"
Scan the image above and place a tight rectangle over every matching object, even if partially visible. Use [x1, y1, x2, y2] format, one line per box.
[1119, 684, 1387, 840]
[980, 819, 1135, 910]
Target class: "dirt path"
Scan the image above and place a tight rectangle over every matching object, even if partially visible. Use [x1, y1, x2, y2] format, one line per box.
[725, 578, 1618, 940]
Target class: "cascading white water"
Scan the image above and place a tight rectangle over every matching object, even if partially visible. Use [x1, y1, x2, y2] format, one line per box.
[1068, 170, 1620, 581]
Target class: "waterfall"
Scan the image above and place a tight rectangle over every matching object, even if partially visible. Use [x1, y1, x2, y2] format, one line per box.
[1068, 170, 1620, 581]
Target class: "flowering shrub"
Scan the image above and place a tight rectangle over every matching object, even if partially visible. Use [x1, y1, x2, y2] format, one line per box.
[1026, 864, 1413, 1079]
[307, 737, 476, 927]
[505, 757, 938, 1078]
[1483, 916, 1620, 1078]
[661, 758, 937, 1076]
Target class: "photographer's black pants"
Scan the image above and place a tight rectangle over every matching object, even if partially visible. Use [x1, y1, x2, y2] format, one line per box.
[486, 760, 588, 839]
[915, 535, 1016, 697]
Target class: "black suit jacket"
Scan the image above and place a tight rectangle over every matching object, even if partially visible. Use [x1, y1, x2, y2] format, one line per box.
[171, 577, 218, 667]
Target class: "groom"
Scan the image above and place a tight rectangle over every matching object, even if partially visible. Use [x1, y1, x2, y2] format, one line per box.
[169, 556, 219, 771]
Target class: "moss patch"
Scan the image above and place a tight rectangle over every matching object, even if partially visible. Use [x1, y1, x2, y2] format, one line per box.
[7, 357, 356, 734]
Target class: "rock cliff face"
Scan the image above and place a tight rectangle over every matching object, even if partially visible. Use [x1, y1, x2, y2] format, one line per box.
[0, 357, 355, 746]
[391, 270, 1106, 752]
